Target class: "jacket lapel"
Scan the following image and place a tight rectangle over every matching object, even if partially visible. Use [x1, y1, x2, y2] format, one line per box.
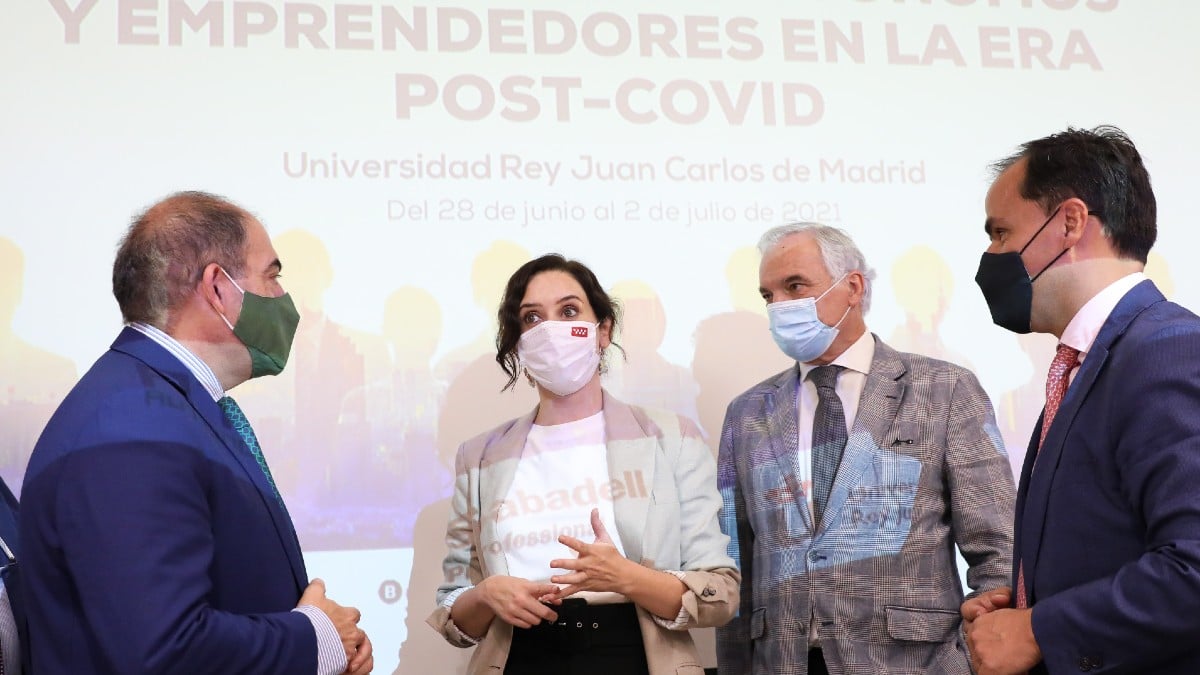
[602, 393, 657, 565]
[1018, 280, 1164, 599]
[819, 336, 906, 533]
[763, 366, 816, 533]
[476, 410, 537, 578]
[197, 393, 310, 590]
[111, 328, 309, 591]
[1012, 412, 1043, 592]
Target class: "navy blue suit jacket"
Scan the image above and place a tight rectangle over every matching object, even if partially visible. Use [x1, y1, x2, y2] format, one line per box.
[21, 328, 317, 674]
[1019, 280, 1200, 674]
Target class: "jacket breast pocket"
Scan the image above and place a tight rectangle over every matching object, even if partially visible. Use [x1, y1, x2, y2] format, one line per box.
[884, 606, 961, 643]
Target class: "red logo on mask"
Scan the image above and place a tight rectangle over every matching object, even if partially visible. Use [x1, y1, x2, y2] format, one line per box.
[571, 326, 589, 338]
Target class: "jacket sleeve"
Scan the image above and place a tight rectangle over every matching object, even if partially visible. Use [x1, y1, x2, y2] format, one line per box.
[666, 417, 740, 630]
[426, 441, 486, 648]
[945, 369, 1016, 596]
[715, 402, 755, 674]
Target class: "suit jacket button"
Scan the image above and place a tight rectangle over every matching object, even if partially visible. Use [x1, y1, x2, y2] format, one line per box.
[701, 586, 715, 597]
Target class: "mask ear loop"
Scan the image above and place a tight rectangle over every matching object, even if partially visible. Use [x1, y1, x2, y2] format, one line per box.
[214, 266, 244, 332]
[831, 303, 853, 330]
[814, 273, 853, 329]
[1018, 205, 1066, 281]
[814, 273, 849, 303]
[1029, 247, 1072, 283]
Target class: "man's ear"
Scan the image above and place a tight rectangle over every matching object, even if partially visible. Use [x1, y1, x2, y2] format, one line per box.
[845, 270, 866, 308]
[1061, 197, 1091, 248]
[201, 263, 234, 317]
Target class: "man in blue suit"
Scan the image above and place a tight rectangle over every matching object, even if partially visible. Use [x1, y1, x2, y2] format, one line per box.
[21, 192, 373, 674]
[964, 126, 1200, 674]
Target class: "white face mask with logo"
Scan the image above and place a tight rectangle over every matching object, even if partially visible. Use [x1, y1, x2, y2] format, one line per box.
[517, 320, 602, 397]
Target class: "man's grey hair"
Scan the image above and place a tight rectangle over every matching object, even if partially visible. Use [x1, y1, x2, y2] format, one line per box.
[757, 222, 877, 314]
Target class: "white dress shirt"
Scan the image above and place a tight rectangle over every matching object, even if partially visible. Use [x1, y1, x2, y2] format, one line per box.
[1058, 273, 1147, 385]
[128, 323, 347, 675]
[795, 330, 876, 521]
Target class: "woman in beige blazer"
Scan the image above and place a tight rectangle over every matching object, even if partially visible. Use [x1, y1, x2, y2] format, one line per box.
[427, 253, 739, 675]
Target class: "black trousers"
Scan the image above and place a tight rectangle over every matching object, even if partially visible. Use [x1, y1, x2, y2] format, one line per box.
[505, 601, 650, 675]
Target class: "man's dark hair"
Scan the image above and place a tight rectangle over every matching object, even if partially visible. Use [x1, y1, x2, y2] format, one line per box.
[994, 125, 1156, 262]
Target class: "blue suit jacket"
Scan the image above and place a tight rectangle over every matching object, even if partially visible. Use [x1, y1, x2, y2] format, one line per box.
[20, 328, 317, 674]
[1020, 280, 1200, 674]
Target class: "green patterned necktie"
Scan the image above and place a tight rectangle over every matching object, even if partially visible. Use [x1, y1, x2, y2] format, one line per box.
[217, 395, 284, 506]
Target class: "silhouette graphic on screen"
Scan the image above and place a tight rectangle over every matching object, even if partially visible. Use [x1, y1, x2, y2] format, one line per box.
[0, 236, 77, 493]
[1145, 251, 1175, 300]
[349, 286, 451, 546]
[886, 245, 975, 371]
[605, 279, 699, 424]
[725, 246, 768, 316]
[995, 332, 1057, 479]
[692, 311, 793, 449]
[235, 229, 385, 549]
[435, 240, 530, 384]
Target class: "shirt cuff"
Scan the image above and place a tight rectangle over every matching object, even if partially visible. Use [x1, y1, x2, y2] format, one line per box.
[441, 586, 482, 645]
[651, 570, 693, 629]
[294, 605, 349, 675]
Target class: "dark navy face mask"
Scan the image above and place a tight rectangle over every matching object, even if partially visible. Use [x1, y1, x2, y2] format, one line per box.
[975, 206, 1070, 334]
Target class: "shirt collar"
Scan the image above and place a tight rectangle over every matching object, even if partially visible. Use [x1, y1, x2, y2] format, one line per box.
[1059, 272, 1146, 356]
[798, 329, 875, 381]
[128, 322, 226, 401]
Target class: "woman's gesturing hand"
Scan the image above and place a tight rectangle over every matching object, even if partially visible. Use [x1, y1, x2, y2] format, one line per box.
[549, 508, 633, 597]
[478, 575, 562, 629]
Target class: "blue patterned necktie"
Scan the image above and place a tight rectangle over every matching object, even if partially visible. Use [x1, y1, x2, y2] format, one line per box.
[217, 396, 284, 506]
[809, 365, 848, 526]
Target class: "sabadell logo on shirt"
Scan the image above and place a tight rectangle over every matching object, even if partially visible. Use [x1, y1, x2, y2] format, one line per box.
[571, 326, 589, 337]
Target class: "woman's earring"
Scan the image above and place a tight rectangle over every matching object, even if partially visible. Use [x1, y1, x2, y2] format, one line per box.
[524, 369, 536, 388]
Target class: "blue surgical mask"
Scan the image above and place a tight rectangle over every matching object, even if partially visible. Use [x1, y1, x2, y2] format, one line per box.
[767, 275, 851, 363]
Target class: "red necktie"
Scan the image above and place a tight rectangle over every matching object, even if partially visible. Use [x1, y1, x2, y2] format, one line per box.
[1016, 343, 1082, 608]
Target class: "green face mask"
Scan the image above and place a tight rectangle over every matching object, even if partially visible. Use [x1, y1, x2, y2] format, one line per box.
[219, 268, 301, 378]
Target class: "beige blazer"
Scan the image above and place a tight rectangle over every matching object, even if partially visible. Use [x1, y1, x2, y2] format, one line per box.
[428, 391, 739, 675]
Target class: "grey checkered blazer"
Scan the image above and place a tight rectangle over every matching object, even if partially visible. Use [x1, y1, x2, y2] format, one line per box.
[716, 336, 1014, 675]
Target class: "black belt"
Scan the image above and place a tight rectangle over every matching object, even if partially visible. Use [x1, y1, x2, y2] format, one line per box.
[512, 599, 643, 651]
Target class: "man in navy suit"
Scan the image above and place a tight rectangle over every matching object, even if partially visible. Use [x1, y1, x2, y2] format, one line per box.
[963, 126, 1200, 674]
[21, 192, 373, 674]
